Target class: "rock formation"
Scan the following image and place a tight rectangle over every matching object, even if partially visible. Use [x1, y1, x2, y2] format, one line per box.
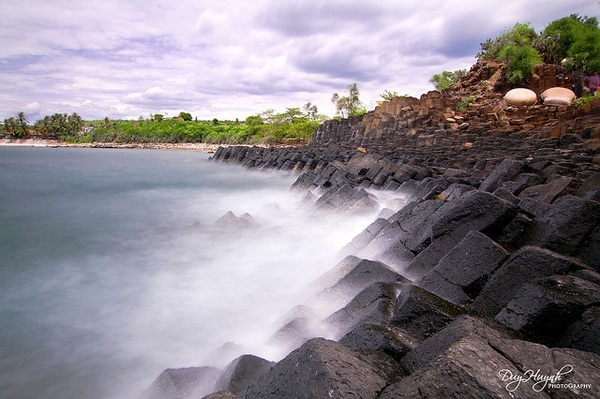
[145, 61, 600, 398]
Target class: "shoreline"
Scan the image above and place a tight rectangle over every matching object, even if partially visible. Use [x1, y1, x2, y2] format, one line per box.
[0, 138, 305, 152]
[0, 138, 226, 151]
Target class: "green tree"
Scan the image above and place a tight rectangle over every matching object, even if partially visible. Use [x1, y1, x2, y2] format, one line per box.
[331, 83, 365, 118]
[179, 111, 192, 121]
[4, 112, 29, 138]
[430, 69, 467, 91]
[478, 22, 542, 84]
[537, 14, 600, 71]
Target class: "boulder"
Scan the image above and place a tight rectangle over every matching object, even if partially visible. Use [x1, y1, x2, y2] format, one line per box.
[338, 323, 415, 361]
[214, 211, 253, 228]
[390, 316, 600, 399]
[244, 338, 401, 399]
[518, 176, 573, 203]
[541, 87, 576, 106]
[306, 257, 405, 315]
[418, 231, 510, 304]
[479, 158, 527, 193]
[472, 246, 589, 317]
[495, 274, 600, 345]
[577, 225, 600, 272]
[325, 282, 399, 338]
[212, 355, 275, 395]
[142, 367, 220, 399]
[527, 195, 600, 256]
[202, 342, 244, 369]
[390, 284, 463, 342]
[557, 306, 600, 355]
[403, 190, 518, 280]
[504, 88, 538, 106]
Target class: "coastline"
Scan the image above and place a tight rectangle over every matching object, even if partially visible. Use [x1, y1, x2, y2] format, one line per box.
[0, 138, 223, 152]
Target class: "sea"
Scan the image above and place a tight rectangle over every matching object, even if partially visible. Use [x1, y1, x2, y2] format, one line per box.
[0, 146, 376, 399]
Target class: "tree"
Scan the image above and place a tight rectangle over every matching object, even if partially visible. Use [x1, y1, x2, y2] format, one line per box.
[179, 111, 192, 121]
[331, 83, 366, 118]
[3, 113, 29, 138]
[478, 22, 542, 84]
[429, 70, 467, 91]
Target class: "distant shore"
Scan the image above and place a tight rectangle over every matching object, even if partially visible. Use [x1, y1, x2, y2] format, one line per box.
[0, 138, 226, 152]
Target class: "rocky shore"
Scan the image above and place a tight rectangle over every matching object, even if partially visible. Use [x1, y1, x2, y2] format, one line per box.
[142, 62, 600, 398]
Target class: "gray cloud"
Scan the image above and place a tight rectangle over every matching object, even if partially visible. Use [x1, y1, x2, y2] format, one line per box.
[1, 0, 598, 121]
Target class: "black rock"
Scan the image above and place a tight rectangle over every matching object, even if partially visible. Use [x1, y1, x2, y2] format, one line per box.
[390, 284, 463, 342]
[338, 323, 415, 362]
[325, 282, 400, 338]
[495, 274, 600, 345]
[479, 158, 527, 193]
[244, 338, 400, 399]
[212, 354, 275, 395]
[142, 367, 220, 399]
[472, 246, 589, 317]
[418, 230, 510, 304]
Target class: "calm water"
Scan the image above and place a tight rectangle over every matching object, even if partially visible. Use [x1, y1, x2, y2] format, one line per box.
[0, 147, 373, 399]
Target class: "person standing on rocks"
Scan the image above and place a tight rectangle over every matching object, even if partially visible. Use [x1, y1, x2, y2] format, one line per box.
[584, 71, 599, 96]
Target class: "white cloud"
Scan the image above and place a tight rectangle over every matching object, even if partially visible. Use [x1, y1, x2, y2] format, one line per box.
[0, 0, 598, 121]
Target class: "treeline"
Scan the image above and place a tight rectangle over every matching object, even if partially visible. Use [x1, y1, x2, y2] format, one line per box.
[1, 104, 329, 145]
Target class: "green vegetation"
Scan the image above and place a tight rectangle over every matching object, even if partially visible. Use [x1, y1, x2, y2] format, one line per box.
[537, 14, 600, 72]
[2, 106, 328, 145]
[455, 95, 474, 110]
[331, 83, 366, 118]
[430, 69, 467, 91]
[477, 15, 600, 85]
[380, 90, 409, 100]
[478, 22, 542, 84]
[431, 14, 600, 89]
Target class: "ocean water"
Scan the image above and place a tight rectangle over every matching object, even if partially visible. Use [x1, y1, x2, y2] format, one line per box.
[0, 147, 375, 399]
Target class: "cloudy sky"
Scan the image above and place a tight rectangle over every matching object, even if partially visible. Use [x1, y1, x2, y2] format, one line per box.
[1, 1, 598, 122]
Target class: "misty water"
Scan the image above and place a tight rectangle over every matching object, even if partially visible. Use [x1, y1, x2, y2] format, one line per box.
[0, 147, 379, 399]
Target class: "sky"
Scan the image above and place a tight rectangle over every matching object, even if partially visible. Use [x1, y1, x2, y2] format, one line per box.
[1, 1, 598, 122]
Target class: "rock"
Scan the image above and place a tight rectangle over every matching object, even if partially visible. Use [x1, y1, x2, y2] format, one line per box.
[212, 355, 275, 395]
[479, 158, 527, 193]
[202, 342, 244, 369]
[472, 246, 589, 317]
[504, 88, 538, 106]
[390, 316, 600, 399]
[244, 338, 401, 399]
[541, 87, 576, 106]
[495, 274, 600, 345]
[142, 367, 220, 399]
[527, 195, 600, 256]
[400, 316, 508, 374]
[201, 391, 242, 399]
[488, 338, 600, 399]
[518, 176, 573, 203]
[418, 231, 510, 304]
[390, 284, 463, 342]
[577, 225, 600, 272]
[325, 282, 399, 338]
[403, 190, 518, 280]
[338, 324, 415, 361]
[214, 211, 253, 228]
[557, 306, 600, 355]
[267, 316, 325, 353]
[306, 257, 405, 315]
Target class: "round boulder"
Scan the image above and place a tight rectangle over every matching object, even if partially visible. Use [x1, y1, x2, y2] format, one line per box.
[541, 87, 576, 106]
[503, 88, 537, 106]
